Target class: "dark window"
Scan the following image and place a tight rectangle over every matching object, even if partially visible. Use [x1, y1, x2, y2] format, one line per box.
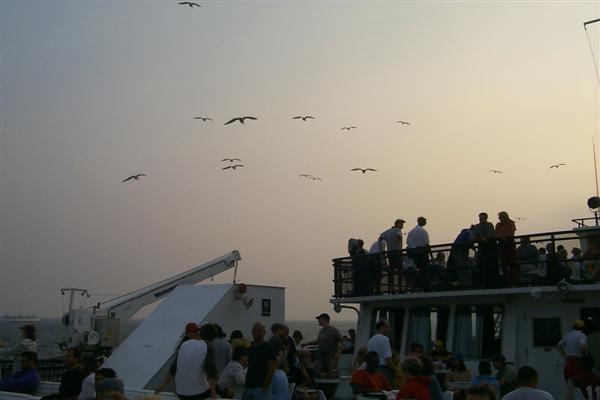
[454, 305, 503, 359]
[532, 318, 562, 347]
[261, 299, 271, 316]
[406, 306, 449, 355]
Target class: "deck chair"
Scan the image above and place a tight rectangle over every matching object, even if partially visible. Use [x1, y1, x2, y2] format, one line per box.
[443, 391, 454, 400]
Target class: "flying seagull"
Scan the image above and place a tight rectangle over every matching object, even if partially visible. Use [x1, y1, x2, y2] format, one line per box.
[178, 1, 200, 7]
[515, 217, 527, 221]
[351, 168, 377, 174]
[299, 174, 312, 178]
[122, 174, 146, 182]
[222, 158, 242, 162]
[193, 116, 213, 121]
[397, 121, 411, 125]
[293, 116, 314, 121]
[224, 116, 258, 125]
[341, 126, 357, 131]
[310, 177, 322, 181]
[222, 164, 244, 170]
[489, 169, 503, 174]
[549, 163, 566, 169]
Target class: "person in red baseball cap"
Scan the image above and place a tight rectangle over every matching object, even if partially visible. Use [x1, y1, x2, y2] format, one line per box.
[155, 322, 200, 394]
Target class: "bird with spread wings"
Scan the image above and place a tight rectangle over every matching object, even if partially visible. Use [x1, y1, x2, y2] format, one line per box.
[293, 116, 314, 121]
[222, 165, 244, 170]
[351, 168, 377, 174]
[341, 126, 357, 131]
[122, 174, 146, 182]
[549, 163, 566, 169]
[178, 2, 200, 8]
[193, 116, 213, 121]
[489, 169, 503, 174]
[224, 116, 258, 125]
[222, 158, 242, 163]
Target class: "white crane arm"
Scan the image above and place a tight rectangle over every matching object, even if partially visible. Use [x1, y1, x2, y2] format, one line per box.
[95, 250, 241, 323]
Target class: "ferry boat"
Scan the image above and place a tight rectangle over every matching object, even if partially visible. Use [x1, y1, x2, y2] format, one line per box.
[330, 201, 600, 399]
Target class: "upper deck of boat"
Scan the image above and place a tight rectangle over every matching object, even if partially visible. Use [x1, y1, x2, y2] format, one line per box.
[331, 219, 600, 303]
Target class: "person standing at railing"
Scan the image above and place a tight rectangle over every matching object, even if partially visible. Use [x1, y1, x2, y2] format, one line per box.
[301, 313, 342, 378]
[495, 212, 518, 286]
[378, 219, 405, 294]
[473, 212, 498, 289]
[406, 217, 432, 291]
[368, 240, 387, 295]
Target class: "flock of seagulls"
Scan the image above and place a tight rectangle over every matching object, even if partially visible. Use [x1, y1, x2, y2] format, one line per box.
[121, 3, 572, 185]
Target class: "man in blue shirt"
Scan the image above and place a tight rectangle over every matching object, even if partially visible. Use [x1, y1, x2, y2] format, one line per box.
[470, 360, 500, 399]
[0, 351, 40, 394]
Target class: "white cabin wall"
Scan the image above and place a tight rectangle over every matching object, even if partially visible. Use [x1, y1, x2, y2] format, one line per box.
[356, 303, 374, 351]
[204, 285, 285, 339]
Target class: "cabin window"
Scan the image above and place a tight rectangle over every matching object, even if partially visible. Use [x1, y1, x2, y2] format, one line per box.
[406, 306, 449, 354]
[453, 305, 503, 360]
[532, 318, 561, 347]
[372, 308, 405, 352]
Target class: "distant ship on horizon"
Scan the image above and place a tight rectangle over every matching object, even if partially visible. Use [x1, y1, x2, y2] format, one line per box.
[1, 314, 40, 322]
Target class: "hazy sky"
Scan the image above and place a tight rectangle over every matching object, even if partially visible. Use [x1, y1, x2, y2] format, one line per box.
[1, 0, 599, 321]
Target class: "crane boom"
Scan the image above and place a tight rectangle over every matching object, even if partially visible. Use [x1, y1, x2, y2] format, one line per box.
[95, 250, 241, 323]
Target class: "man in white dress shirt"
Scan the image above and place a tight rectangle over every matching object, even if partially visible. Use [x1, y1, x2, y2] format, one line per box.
[406, 217, 432, 291]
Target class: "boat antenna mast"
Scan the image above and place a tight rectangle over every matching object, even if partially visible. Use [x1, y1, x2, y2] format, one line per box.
[584, 18, 600, 84]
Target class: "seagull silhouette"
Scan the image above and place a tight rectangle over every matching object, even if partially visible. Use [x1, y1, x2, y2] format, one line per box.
[549, 163, 566, 169]
[397, 121, 411, 125]
[222, 164, 244, 170]
[122, 174, 146, 182]
[341, 126, 357, 131]
[178, 1, 200, 7]
[351, 168, 377, 174]
[515, 217, 527, 221]
[224, 116, 257, 125]
[193, 116, 213, 121]
[292, 116, 314, 121]
[310, 177, 322, 181]
[489, 170, 503, 174]
[222, 158, 242, 162]
[299, 174, 312, 178]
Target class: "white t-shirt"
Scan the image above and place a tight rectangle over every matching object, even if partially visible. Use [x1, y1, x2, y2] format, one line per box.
[175, 339, 209, 395]
[78, 372, 96, 400]
[407, 225, 429, 248]
[369, 241, 384, 253]
[367, 333, 392, 366]
[379, 227, 403, 251]
[501, 387, 554, 400]
[218, 360, 246, 391]
[558, 330, 587, 357]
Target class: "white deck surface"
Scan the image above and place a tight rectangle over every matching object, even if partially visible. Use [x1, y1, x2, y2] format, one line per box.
[103, 284, 233, 388]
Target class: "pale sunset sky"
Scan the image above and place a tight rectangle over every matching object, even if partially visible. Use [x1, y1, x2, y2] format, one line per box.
[1, 0, 599, 320]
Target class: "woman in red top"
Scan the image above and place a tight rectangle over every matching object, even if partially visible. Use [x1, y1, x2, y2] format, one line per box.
[396, 357, 431, 400]
[495, 211, 518, 285]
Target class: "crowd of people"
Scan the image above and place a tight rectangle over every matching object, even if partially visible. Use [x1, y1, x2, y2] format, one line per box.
[352, 318, 566, 400]
[346, 212, 600, 295]
[3, 314, 600, 400]
[0, 315, 351, 400]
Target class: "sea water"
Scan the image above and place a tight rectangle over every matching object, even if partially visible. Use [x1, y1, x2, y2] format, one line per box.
[0, 319, 357, 359]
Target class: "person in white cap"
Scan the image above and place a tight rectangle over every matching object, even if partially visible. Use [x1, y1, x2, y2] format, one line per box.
[556, 319, 588, 383]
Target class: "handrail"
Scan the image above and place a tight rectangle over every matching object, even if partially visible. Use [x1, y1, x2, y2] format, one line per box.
[332, 229, 600, 298]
